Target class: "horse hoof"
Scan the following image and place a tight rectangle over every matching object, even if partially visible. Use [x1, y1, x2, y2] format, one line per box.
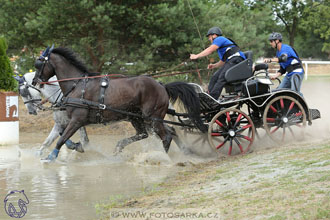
[41, 149, 59, 163]
[113, 148, 123, 156]
[40, 155, 56, 163]
[75, 143, 84, 153]
[65, 139, 76, 150]
[40, 158, 53, 163]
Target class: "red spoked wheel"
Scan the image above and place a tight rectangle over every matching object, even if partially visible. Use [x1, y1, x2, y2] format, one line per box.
[263, 95, 306, 143]
[208, 108, 255, 155]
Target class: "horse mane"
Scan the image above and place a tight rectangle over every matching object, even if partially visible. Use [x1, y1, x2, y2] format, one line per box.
[52, 47, 91, 74]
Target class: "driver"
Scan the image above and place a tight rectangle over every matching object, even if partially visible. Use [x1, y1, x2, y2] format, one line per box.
[264, 32, 304, 95]
[190, 27, 246, 100]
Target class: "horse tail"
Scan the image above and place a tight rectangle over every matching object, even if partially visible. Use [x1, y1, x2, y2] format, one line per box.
[164, 82, 207, 133]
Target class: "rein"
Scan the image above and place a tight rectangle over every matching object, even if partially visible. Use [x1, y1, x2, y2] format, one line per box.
[39, 74, 127, 84]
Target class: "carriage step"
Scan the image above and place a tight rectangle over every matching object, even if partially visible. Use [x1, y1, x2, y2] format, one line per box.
[310, 109, 321, 120]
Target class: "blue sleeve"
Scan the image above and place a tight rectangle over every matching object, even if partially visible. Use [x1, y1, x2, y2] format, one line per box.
[277, 44, 298, 70]
[212, 37, 225, 48]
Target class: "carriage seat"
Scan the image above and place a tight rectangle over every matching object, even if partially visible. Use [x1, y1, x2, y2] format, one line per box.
[224, 51, 253, 94]
[254, 63, 268, 72]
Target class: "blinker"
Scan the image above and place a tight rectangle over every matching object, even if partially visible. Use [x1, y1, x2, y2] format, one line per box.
[34, 60, 44, 69]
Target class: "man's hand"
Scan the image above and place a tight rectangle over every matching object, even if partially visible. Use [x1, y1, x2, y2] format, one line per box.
[270, 72, 281, 80]
[207, 63, 216, 69]
[190, 54, 198, 60]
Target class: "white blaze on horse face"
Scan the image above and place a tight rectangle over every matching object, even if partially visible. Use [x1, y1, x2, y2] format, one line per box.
[19, 83, 39, 115]
[19, 73, 42, 115]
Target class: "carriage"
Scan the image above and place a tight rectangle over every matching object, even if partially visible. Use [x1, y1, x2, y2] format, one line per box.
[166, 51, 321, 156]
[31, 47, 321, 162]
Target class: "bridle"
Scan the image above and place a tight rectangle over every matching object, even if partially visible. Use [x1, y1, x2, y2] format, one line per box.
[18, 77, 43, 109]
[33, 45, 55, 86]
[19, 74, 63, 111]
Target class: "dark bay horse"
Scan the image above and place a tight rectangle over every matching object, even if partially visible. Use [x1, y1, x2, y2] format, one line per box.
[32, 47, 207, 162]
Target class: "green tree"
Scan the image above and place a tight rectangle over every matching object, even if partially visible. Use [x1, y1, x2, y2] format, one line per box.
[248, 0, 310, 48]
[0, 0, 46, 51]
[198, 0, 274, 59]
[20, 0, 214, 76]
[3, 0, 318, 80]
[0, 37, 16, 91]
[302, 1, 330, 58]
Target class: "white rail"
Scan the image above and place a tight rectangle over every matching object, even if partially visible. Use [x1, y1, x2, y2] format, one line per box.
[302, 61, 330, 80]
[256, 59, 330, 80]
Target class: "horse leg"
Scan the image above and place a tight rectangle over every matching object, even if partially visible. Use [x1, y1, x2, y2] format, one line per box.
[65, 126, 89, 153]
[114, 118, 148, 154]
[53, 110, 83, 152]
[164, 124, 192, 154]
[78, 126, 89, 146]
[66, 126, 89, 153]
[153, 121, 172, 153]
[42, 120, 84, 162]
[37, 122, 62, 156]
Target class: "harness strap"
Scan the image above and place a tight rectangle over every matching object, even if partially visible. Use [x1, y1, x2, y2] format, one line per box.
[81, 77, 88, 99]
[99, 77, 109, 104]
[61, 97, 195, 128]
[23, 99, 42, 104]
[96, 76, 109, 123]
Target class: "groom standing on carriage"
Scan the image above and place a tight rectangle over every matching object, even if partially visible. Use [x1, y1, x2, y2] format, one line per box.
[190, 27, 246, 100]
[264, 32, 304, 95]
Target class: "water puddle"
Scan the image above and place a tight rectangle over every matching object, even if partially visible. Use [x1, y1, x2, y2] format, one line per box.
[0, 133, 187, 220]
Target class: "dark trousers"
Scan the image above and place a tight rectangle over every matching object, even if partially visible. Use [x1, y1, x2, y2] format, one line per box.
[208, 56, 244, 99]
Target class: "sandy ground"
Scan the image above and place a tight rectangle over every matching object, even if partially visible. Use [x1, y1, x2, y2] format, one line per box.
[18, 78, 330, 220]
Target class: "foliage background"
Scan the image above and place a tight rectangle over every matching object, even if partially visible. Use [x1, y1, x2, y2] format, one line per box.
[0, 37, 16, 91]
[0, 0, 329, 83]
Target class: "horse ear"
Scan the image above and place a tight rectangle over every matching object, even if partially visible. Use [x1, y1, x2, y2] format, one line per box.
[42, 46, 50, 57]
[49, 44, 54, 53]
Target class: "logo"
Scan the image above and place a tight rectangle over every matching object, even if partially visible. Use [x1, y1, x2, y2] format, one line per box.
[6, 96, 18, 118]
[4, 190, 29, 218]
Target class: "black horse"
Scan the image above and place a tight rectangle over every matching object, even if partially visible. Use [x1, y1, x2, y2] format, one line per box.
[32, 47, 206, 162]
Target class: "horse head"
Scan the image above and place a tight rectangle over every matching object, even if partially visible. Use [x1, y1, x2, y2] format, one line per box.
[32, 45, 55, 86]
[15, 72, 43, 115]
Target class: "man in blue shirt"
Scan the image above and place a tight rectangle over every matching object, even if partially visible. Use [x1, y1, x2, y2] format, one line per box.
[190, 27, 246, 100]
[264, 32, 304, 95]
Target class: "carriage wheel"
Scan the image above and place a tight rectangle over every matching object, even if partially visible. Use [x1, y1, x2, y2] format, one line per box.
[208, 108, 255, 155]
[263, 95, 306, 143]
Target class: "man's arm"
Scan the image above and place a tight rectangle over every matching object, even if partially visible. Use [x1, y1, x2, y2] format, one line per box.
[270, 66, 285, 80]
[190, 44, 219, 60]
[208, 60, 224, 69]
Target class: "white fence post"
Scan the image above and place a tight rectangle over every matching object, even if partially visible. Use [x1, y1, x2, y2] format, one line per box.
[0, 92, 19, 145]
[302, 61, 330, 80]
